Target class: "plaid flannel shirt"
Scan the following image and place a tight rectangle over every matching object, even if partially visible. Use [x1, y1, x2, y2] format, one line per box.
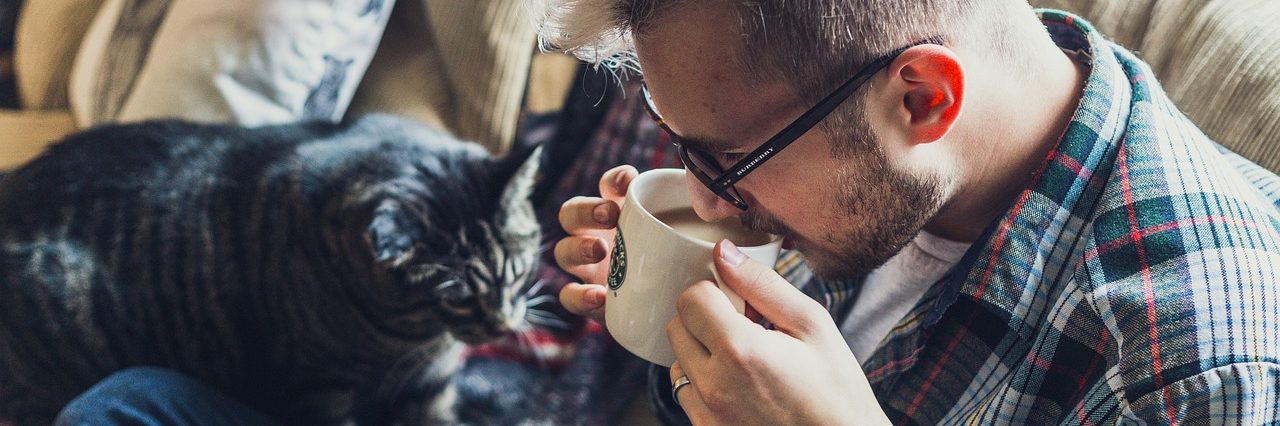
[650, 10, 1280, 425]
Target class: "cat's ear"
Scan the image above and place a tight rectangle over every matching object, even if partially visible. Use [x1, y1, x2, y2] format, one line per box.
[492, 144, 542, 236]
[495, 144, 543, 209]
[366, 199, 423, 268]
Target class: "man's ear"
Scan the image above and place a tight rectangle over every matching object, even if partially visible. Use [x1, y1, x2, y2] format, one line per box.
[887, 44, 965, 144]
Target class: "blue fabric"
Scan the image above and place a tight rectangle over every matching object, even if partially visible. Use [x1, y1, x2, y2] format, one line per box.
[55, 367, 278, 426]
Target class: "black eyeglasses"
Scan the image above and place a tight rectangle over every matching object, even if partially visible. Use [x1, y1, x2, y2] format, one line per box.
[642, 37, 944, 210]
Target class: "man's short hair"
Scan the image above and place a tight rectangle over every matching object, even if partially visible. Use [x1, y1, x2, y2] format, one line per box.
[532, 0, 1027, 105]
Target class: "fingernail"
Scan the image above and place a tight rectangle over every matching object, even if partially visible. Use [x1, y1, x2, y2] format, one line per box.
[592, 203, 611, 225]
[719, 240, 746, 266]
[581, 240, 600, 260]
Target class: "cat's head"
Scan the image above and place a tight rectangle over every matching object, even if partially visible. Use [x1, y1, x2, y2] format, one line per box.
[353, 129, 543, 345]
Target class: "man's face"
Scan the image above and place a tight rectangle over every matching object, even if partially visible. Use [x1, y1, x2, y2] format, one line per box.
[634, 1, 946, 280]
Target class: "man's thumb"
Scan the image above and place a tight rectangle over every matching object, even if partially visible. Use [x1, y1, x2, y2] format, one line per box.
[713, 240, 827, 337]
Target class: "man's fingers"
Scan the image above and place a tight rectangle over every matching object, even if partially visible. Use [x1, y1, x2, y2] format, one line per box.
[668, 361, 710, 417]
[550, 234, 609, 284]
[554, 235, 608, 268]
[667, 314, 712, 365]
[713, 240, 829, 339]
[675, 281, 756, 353]
[669, 361, 685, 386]
[559, 196, 621, 232]
[562, 263, 608, 287]
[554, 234, 610, 284]
[599, 165, 638, 202]
[558, 283, 607, 323]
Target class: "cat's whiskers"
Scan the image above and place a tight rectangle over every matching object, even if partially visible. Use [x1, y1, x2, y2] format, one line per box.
[372, 342, 438, 407]
[524, 294, 556, 307]
[524, 309, 569, 330]
[522, 278, 549, 297]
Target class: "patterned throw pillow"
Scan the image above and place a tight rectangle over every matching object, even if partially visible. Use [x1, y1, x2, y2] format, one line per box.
[69, 0, 393, 126]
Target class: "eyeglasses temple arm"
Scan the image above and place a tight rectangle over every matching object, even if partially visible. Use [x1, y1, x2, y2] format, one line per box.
[712, 37, 945, 189]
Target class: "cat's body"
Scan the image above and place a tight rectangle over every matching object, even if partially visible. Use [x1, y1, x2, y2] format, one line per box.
[0, 115, 542, 425]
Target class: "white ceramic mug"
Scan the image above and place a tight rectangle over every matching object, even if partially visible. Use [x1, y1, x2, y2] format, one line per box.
[604, 168, 783, 366]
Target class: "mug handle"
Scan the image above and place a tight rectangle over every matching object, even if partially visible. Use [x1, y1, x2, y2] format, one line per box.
[708, 264, 747, 314]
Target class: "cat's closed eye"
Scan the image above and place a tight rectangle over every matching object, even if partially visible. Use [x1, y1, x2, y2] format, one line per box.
[437, 280, 474, 309]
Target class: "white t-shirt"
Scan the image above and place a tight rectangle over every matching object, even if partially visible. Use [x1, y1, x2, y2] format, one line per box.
[840, 231, 972, 362]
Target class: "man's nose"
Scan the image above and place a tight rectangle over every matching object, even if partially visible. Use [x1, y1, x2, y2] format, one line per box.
[685, 170, 740, 222]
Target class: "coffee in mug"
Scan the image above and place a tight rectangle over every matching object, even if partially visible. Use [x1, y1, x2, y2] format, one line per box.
[652, 207, 774, 247]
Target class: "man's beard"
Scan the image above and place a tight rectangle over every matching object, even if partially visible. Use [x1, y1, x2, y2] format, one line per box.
[742, 141, 948, 282]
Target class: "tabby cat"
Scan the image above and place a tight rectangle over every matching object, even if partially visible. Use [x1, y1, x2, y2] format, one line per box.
[0, 115, 543, 425]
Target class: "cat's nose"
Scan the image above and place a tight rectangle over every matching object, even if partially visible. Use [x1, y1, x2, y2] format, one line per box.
[501, 299, 527, 331]
[493, 314, 518, 336]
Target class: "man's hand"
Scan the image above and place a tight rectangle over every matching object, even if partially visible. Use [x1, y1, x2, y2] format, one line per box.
[554, 165, 638, 324]
[667, 240, 889, 426]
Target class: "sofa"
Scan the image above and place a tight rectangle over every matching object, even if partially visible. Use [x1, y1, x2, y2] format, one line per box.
[1034, 0, 1280, 171]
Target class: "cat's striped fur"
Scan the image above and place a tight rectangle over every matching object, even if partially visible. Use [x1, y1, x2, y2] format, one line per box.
[0, 115, 542, 425]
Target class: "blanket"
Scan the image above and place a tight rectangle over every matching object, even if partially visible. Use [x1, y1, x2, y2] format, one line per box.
[456, 67, 664, 425]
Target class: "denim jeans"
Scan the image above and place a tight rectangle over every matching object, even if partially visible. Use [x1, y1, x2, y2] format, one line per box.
[55, 367, 278, 426]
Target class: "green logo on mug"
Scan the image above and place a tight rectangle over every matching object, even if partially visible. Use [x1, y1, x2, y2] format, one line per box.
[607, 230, 627, 291]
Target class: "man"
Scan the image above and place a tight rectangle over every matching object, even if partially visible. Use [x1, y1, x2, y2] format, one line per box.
[541, 0, 1280, 424]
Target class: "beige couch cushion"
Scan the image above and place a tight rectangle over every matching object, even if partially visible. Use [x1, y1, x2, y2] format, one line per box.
[347, 0, 537, 154]
[1032, 0, 1280, 171]
[0, 110, 76, 170]
[0, 0, 97, 170]
[14, 0, 105, 111]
